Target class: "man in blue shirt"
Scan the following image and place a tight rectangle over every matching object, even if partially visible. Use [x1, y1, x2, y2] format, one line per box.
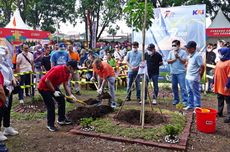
[125, 41, 142, 102]
[51, 44, 70, 67]
[167, 40, 188, 106]
[184, 41, 204, 110]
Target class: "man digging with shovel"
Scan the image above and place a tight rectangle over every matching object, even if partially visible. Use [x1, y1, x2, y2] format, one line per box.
[91, 58, 117, 108]
[38, 60, 78, 132]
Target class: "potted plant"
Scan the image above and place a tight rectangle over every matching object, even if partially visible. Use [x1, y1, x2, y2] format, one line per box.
[80, 117, 95, 132]
[176, 103, 185, 115]
[164, 124, 180, 143]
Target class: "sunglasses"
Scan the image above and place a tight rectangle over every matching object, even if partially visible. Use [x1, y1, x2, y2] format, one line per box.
[172, 45, 177, 47]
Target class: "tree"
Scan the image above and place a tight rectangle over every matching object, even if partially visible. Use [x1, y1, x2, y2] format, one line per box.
[0, 0, 77, 33]
[77, 0, 123, 48]
[0, 0, 15, 27]
[123, 0, 154, 32]
[108, 25, 120, 42]
[16, 0, 77, 33]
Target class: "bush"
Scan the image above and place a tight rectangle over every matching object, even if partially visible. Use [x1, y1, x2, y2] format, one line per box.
[80, 117, 93, 128]
[164, 124, 180, 138]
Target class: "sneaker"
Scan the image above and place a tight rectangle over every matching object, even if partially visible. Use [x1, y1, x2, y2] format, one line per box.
[57, 119, 72, 125]
[47, 126, 58, 132]
[110, 102, 117, 108]
[125, 97, 131, 102]
[183, 106, 193, 110]
[217, 113, 224, 117]
[173, 100, 179, 105]
[76, 91, 81, 96]
[19, 100, 24, 104]
[152, 99, 157, 105]
[3, 127, 19, 136]
[224, 118, 230, 123]
[0, 132, 7, 141]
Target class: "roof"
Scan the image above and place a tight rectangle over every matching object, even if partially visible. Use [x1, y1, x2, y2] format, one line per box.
[208, 9, 230, 28]
[5, 9, 32, 30]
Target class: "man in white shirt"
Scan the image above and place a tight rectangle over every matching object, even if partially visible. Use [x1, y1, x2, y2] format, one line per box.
[16, 44, 34, 104]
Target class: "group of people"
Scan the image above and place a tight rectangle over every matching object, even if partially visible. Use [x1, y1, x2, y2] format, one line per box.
[125, 40, 204, 111]
[0, 38, 229, 136]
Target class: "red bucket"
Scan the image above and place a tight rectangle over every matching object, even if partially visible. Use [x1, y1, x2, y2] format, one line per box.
[195, 108, 217, 133]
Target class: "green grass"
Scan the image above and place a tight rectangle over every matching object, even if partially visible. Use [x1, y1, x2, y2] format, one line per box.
[91, 109, 186, 141]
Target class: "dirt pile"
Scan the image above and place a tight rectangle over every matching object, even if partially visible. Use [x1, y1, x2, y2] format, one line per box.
[97, 92, 111, 99]
[67, 105, 114, 123]
[114, 110, 165, 126]
[83, 98, 101, 105]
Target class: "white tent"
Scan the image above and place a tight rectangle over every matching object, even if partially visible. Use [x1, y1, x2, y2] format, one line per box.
[208, 9, 230, 28]
[207, 9, 230, 43]
[5, 9, 32, 30]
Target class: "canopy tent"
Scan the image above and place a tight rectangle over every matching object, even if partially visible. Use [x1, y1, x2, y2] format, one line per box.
[206, 9, 230, 43]
[0, 9, 51, 45]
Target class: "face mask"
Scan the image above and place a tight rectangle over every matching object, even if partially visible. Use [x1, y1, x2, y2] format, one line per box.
[172, 46, 178, 51]
[147, 50, 153, 55]
[133, 48, 138, 52]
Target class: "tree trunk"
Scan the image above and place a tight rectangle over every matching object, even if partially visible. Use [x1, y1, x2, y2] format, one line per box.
[97, 21, 108, 41]
[84, 12, 88, 48]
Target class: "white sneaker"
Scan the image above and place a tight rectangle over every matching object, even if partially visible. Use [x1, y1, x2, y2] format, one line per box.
[19, 100, 24, 104]
[3, 127, 19, 136]
[152, 99, 157, 105]
[0, 132, 7, 141]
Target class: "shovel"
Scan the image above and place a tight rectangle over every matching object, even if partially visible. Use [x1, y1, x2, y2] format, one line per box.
[65, 95, 101, 107]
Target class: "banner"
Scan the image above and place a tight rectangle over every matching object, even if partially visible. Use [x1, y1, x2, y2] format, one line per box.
[92, 21, 97, 48]
[133, 4, 206, 61]
[0, 28, 52, 45]
[206, 28, 230, 37]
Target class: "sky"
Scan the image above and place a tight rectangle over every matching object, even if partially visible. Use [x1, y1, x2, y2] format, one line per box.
[59, 18, 212, 35]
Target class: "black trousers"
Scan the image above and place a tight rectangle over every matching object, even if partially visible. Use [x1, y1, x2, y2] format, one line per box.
[217, 94, 230, 119]
[0, 94, 13, 128]
[18, 74, 31, 100]
[39, 89, 66, 127]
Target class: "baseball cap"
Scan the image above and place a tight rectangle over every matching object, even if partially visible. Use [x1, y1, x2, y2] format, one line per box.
[147, 43, 155, 49]
[185, 41, 197, 49]
[59, 43, 66, 49]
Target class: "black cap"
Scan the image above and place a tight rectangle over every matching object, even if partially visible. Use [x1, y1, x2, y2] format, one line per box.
[67, 60, 78, 70]
[185, 41, 197, 49]
[147, 43, 155, 49]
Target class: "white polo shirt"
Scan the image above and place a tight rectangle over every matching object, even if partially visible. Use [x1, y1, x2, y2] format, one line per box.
[16, 52, 34, 73]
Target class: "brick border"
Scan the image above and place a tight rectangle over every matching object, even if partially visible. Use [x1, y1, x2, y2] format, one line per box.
[70, 112, 193, 150]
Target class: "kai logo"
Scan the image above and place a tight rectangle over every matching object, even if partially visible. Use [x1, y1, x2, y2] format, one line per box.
[193, 10, 204, 15]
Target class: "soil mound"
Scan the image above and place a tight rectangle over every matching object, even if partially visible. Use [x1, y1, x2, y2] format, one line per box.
[83, 98, 101, 105]
[97, 92, 111, 99]
[67, 105, 114, 123]
[114, 110, 165, 126]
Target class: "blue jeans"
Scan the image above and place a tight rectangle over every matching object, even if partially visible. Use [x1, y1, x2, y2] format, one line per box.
[186, 79, 201, 108]
[127, 71, 140, 99]
[172, 73, 188, 104]
[145, 75, 159, 99]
